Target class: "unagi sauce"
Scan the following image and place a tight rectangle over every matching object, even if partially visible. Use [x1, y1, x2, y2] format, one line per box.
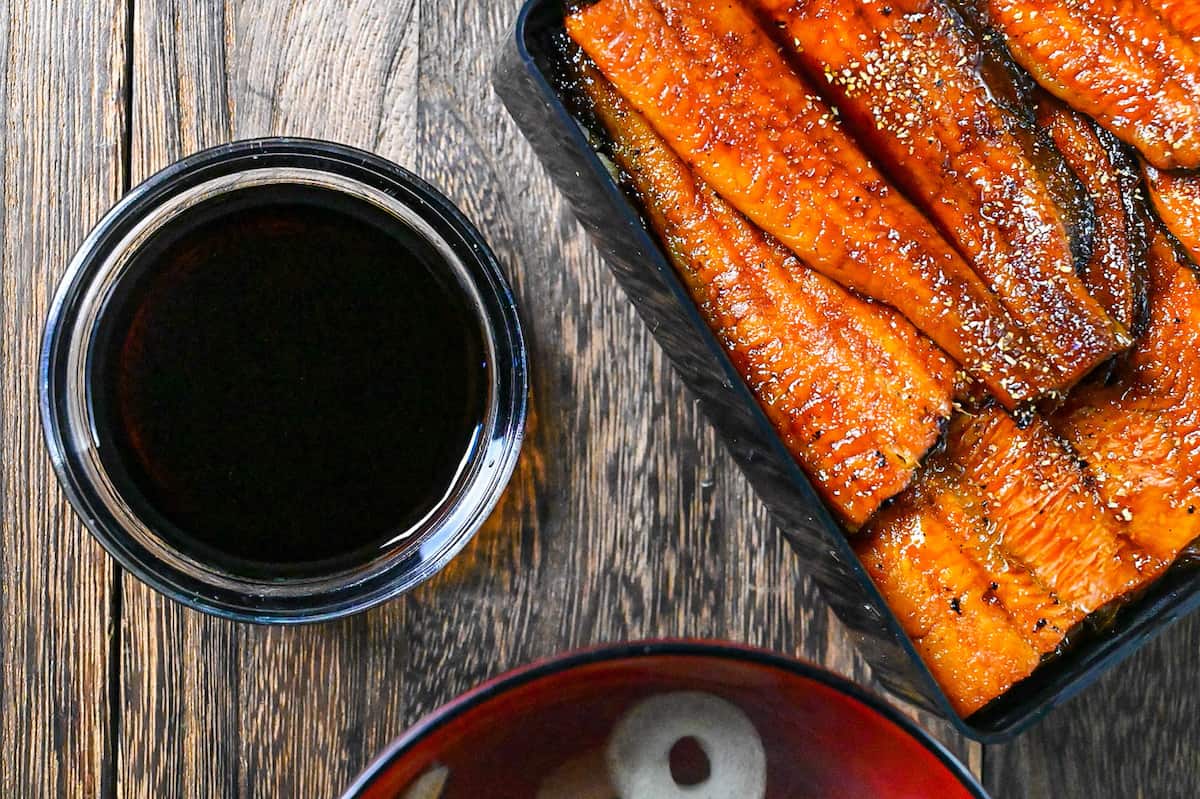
[90, 185, 488, 575]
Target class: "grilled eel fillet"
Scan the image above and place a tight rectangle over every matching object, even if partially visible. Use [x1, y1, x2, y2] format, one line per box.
[983, 0, 1200, 170]
[1144, 165, 1200, 266]
[1038, 97, 1146, 330]
[868, 229, 1200, 716]
[749, 0, 1128, 387]
[858, 407, 1149, 715]
[857, 476, 1051, 717]
[1151, 0, 1200, 40]
[1052, 227, 1200, 564]
[565, 0, 1059, 408]
[577, 62, 956, 526]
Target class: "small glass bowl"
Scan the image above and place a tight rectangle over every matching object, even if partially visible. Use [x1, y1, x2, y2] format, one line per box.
[40, 138, 527, 623]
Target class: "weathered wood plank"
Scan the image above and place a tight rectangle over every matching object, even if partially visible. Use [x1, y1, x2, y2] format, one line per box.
[17, 0, 1200, 796]
[115, 3, 975, 796]
[119, 2, 428, 796]
[985, 613, 1200, 798]
[0, 1, 127, 796]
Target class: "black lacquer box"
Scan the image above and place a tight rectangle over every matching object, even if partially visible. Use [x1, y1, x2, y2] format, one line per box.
[493, 0, 1200, 741]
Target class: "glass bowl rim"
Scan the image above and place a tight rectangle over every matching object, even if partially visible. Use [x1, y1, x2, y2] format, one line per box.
[39, 136, 528, 624]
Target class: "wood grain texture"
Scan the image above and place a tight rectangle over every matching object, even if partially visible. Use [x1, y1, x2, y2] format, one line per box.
[0, 2, 127, 796]
[9, 0, 1200, 796]
[120, 5, 426, 795]
[116, 1, 976, 795]
[985, 613, 1200, 799]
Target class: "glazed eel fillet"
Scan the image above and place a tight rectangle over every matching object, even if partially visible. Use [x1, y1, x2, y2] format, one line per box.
[983, 0, 1200, 170]
[1037, 97, 1146, 330]
[857, 408, 1151, 716]
[1144, 165, 1200, 267]
[749, 0, 1128, 386]
[1150, 0, 1200, 41]
[1052, 227, 1200, 564]
[577, 62, 955, 526]
[565, 0, 1058, 408]
[861, 228, 1200, 715]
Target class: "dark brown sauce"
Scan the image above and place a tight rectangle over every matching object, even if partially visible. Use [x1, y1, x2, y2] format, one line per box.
[91, 185, 487, 575]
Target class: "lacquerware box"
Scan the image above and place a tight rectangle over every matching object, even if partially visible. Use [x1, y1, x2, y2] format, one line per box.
[493, 0, 1200, 741]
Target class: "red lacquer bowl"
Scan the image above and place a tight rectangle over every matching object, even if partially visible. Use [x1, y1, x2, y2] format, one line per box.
[341, 642, 989, 799]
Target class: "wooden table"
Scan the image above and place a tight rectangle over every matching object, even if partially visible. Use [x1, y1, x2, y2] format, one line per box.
[2, 2, 1197, 796]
